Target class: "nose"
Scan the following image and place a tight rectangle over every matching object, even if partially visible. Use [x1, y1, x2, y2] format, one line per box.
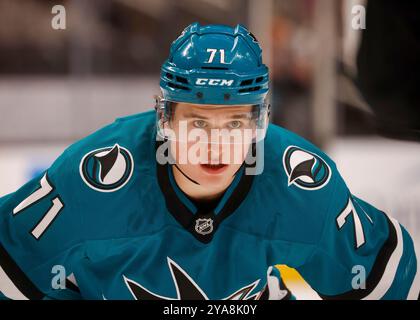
[207, 139, 233, 164]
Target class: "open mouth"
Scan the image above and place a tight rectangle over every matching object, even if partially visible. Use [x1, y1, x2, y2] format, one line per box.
[200, 163, 229, 174]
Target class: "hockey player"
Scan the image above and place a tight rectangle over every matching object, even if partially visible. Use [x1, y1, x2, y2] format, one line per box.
[0, 23, 418, 300]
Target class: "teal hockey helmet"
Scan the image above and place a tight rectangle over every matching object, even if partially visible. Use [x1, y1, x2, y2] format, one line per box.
[156, 23, 270, 142]
[159, 22, 269, 106]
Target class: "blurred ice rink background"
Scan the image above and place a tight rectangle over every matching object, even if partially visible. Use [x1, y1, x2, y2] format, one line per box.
[0, 0, 418, 298]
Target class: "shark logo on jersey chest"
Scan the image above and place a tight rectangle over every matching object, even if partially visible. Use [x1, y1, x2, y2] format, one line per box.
[80, 144, 134, 192]
[123, 257, 263, 300]
[282, 146, 331, 190]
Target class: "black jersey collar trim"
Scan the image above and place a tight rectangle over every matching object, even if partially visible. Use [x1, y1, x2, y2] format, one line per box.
[156, 141, 255, 244]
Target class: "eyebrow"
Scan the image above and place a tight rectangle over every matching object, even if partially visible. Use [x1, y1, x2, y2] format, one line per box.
[229, 114, 253, 120]
[182, 112, 252, 120]
[183, 112, 211, 119]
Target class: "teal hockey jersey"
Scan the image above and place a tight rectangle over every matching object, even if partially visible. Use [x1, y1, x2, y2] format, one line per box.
[0, 110, 418, 300]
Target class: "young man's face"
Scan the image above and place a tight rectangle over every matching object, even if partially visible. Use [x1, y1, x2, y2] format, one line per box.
[164, 102, 257, 195]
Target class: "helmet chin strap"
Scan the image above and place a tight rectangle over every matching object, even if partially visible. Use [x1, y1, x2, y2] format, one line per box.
[172, 161, 246, 188]
[173, 164, 200, 185]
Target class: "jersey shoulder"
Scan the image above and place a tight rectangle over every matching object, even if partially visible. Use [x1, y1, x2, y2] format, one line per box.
[254, 124, 345, 245]
[44, 110, 158, 237]
[264, 123, 338, 172]
[53, 109, 156, 175]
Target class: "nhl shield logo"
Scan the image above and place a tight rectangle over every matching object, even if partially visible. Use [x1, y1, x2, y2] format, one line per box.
[80, 144, 134, 192]
[282, 145, 331, 190]
[195, 218, 214, 235]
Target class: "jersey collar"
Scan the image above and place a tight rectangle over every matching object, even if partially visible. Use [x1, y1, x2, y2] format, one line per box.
[155, 141, 255, 244]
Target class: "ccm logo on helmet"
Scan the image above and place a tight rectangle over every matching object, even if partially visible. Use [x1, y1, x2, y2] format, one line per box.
[195, 78, 234, 86]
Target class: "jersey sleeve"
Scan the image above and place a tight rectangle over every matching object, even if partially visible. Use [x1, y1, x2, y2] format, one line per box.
[297, 164, 419, 300]
[0, 149, 85, 300]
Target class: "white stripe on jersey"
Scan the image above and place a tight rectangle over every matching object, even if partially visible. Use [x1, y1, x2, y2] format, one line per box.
[0, 265, 28, 300]
[363, 218, 403, 300]
[407, 240, 420, 300]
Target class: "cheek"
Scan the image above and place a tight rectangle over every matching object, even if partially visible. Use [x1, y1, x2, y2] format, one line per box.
[177, 141, 189, 157]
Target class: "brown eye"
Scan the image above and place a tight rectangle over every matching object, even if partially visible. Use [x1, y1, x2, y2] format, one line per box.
[193, 120, 207, 128]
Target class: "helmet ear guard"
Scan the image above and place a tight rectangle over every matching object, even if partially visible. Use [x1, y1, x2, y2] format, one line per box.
[154, 95, 174, 140]
[254, 102, 271, 141]
[154, 95, 167, 120]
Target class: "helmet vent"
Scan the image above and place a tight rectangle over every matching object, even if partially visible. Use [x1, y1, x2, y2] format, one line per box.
[167, 82, 190, 91]
[166, 72, 174, 80]
[255, 76, 264, 83]
[175, 76, 189, 84]
[238, 86, 261, 93]
[240, 79, 253, 86]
